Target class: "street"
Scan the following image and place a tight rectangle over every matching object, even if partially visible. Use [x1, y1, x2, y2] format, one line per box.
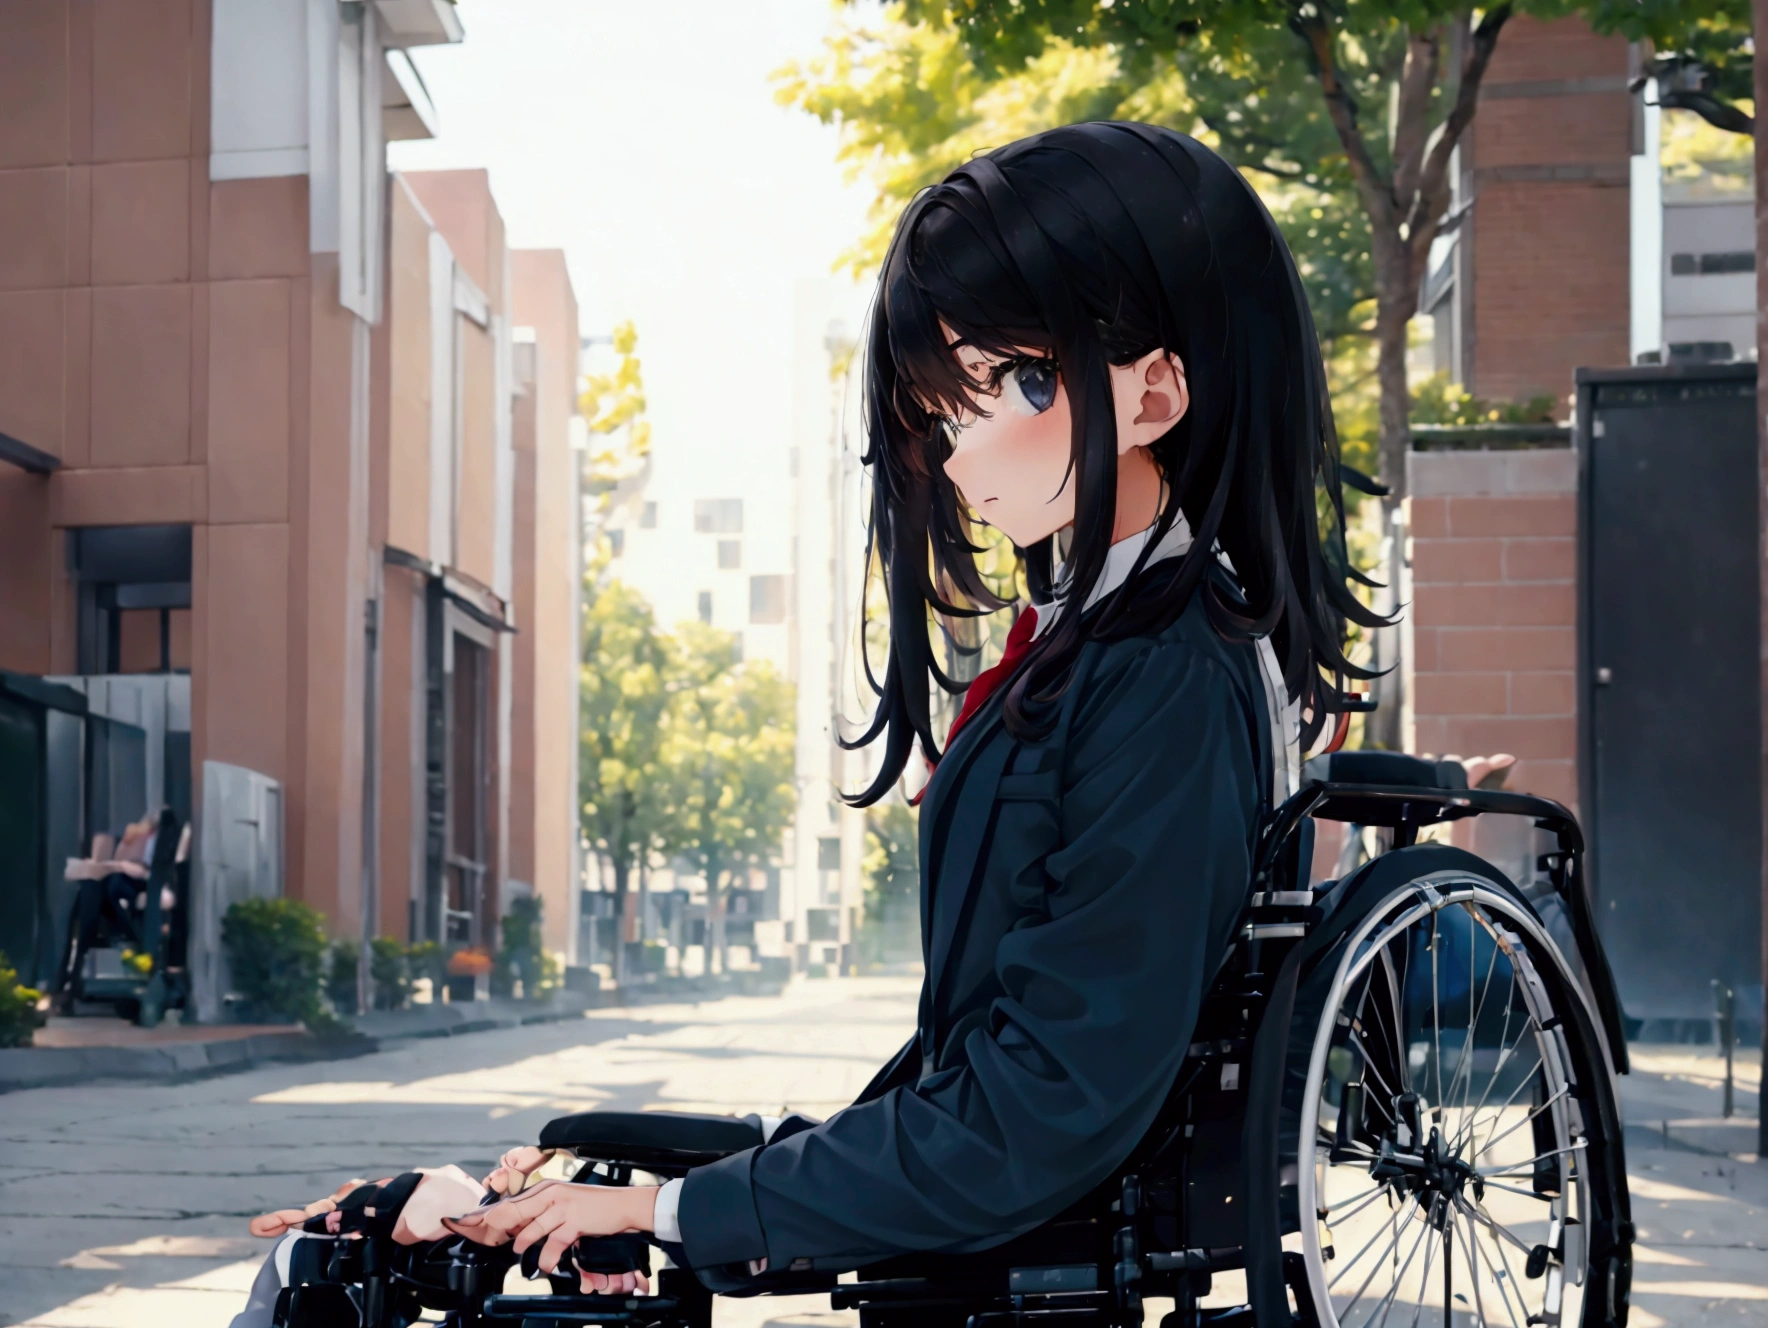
[2, 976, 1765, 1327]
[0, 978, 918, 1328]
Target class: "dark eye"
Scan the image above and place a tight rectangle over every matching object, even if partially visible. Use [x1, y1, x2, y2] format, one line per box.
[1002, 359, 1058, 417]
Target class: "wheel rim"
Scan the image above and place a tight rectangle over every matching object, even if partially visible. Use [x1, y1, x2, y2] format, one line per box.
[1297, 877, 1601, 1328]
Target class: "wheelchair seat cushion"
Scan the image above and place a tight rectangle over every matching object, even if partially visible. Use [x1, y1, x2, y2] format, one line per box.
[539, 1110, 767, 1172]
[1302, 750, 1467, 790]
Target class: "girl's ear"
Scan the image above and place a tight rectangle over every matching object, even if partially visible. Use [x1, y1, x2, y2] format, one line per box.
[1114, 350, 1189, 453]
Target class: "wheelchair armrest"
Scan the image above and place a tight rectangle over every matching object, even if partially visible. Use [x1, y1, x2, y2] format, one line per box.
[539, 1110, 767, 1173]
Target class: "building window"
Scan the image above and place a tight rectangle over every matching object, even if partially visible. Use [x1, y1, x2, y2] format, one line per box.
[697, 591, 713, 623]
[749, 574, 787, 624]
[717, 539, 741, 569]
[817, 837, 842, 870]
[639, 501, 657, 529]
[70, 524, 194, 674]
[1670, 250, 1756, 276]
[606, 528, 625, 557]
[693, 498, 743, 533]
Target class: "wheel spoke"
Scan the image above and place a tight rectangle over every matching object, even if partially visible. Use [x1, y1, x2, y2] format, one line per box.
[1347, 1195, 1430, 1327]
[1327, 1178, 1404, 1229]
[1462, 1199, 1528, 1328]
[1454, 1195, 1539, 1260]
[1476, 1178, 1557, 1203]
[1350, 1028, 1401, 1105]
[1330, 1194, 1422, 1289]
[1479, 1139, 1586, 1179]
[1452, 1202, 1491, 1327]
[1476, 1085, 1567, 1159]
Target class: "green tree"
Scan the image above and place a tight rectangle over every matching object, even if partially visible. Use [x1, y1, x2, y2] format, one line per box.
[658, 624, 798, 975]
[797, 1, 1743, 511]
[860, 802, 921, 963]
[579, 578, 673, 986]
[776, 6, 1380, 496]
[578, 319, 653, 512]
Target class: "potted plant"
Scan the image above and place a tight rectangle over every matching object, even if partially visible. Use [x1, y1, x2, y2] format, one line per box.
[444, 947, 492, 1003]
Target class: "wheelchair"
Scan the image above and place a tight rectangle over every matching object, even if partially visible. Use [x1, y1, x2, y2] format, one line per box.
[273, 752, 1634, 1327]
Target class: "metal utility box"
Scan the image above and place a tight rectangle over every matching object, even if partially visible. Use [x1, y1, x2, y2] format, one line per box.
[1575, 363, 1762, 1024]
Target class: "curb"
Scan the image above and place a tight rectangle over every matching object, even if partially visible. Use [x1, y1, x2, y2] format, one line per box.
[0, 1030, 377, 1093]
[0, 974, 789, 1092]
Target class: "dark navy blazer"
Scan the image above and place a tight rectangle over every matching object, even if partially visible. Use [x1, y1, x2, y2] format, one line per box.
[679, 587, 1272, 1272]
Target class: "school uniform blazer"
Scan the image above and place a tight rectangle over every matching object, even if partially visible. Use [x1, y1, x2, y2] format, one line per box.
[678, 588, 1273, 1273]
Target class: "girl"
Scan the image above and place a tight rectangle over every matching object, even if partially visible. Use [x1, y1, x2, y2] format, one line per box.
[249, 120, 1374, 1293]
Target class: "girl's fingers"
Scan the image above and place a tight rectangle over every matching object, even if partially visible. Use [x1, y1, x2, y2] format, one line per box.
[248, 1208, 307, 1238]
[510, 1206, 566, 1257]
[537, 1225, 579, 1275]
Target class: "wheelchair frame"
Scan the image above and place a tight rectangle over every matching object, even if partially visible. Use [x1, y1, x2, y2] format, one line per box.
[272, 774, 1633, 1328]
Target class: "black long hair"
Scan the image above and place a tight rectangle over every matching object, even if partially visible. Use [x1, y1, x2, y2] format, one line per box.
[844, 122, 1381, 806]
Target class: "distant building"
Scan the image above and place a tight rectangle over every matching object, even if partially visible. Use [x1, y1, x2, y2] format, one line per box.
[0, 2, 582, 1000]
[785, 278, 870, 973]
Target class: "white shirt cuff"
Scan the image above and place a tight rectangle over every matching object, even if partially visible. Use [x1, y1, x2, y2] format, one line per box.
[652, 1178, 684, 1243]
[652, 1117, 780, 1247]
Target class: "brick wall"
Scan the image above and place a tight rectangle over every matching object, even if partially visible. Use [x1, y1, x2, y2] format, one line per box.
[1406, 446, 1578, 811]
[1461, 16, 1633, 405]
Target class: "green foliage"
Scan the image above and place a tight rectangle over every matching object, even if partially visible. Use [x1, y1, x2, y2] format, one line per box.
[326, 940, 359, 1015]
[221, 898, 329, 1027]
[579, 584, 798, 977]
[494, 895, 561, 1000]
[405, 940, 445, 996]
[370, 936, 411, 1010]
[862, 803, 920, 927]
[660, 626, 799, 967]
[579, 320, 652, 503]
[1582, 1, 1752, 134]
[0, 951, 47, 1049]
[580, 578, 674, 925]
[1410, 373, 1558, 427]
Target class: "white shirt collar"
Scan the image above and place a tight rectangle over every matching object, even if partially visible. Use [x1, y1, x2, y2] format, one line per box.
[1025, 512, 1300, 801]
[1030, 512, 1194, 639]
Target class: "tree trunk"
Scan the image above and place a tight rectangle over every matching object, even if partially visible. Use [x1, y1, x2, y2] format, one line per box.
[1367, 287, 1415, 753]
[612, 856, 632, 987]
[708, 863, 727, 976]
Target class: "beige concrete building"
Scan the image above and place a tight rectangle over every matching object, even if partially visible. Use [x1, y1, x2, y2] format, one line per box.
[0, 1, 582, 996]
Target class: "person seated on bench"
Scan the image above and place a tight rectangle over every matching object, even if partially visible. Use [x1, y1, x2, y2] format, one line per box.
[243, 122, 1377, 1299]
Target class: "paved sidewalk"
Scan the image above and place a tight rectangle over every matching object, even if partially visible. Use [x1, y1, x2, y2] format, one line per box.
[3, 984, 1761, 1326]
[1618, 1043, 1766, 1328]
[0, 976, 912, 1328]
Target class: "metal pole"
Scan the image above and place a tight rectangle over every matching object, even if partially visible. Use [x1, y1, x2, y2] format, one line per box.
[1755, 0, 1768, 1161]
[1712, 979, 1736, 1119]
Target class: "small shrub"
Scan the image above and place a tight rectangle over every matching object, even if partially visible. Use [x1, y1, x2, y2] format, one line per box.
[495, 895, 560, 999]
[221, 898, 328, 1026]
[0, 952, 48, 1049]
[326, 940, 359, 1016]
[370, 936, 410, 1010]
[405, 940, 445, 999]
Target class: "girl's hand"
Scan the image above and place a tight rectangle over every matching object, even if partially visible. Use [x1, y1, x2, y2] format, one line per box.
[483, 1145, 550, 1196]
[248, 1177, 383, 1238]
[442, 1180, 659, 1293]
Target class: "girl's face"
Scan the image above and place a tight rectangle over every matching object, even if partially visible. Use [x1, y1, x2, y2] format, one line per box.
[936, 328, 1189, 550]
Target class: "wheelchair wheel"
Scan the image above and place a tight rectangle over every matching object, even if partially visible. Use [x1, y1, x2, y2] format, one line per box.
[1291, 870, 1631, 1328]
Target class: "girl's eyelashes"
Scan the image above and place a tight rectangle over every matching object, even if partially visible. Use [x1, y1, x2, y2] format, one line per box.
[1000, 358, 1058, 416]
[931, 355, 1058, 434]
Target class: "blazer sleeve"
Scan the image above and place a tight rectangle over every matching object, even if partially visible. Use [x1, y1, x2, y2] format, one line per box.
[677, 641, 1261, 1272]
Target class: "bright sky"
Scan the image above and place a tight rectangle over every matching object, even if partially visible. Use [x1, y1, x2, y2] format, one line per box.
[389, 0, 876, 489]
